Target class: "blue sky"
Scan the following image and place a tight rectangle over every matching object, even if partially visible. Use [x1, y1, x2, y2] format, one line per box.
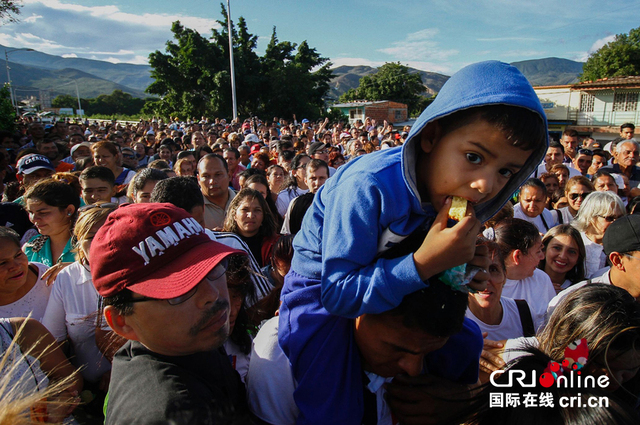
[2, 0, 639, 75]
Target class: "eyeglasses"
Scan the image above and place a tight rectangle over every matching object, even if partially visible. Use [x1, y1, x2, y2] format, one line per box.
[122, 154, 135, 159]
[568, 192, 592, 201]
[597, 214, 620, 223]
[623, 253, 640, 261]
[128, 259, 228, 306]
[78, 202, 119, 213]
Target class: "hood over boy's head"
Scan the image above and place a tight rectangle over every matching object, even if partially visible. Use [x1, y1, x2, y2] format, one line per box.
[401, 61, 548, 223]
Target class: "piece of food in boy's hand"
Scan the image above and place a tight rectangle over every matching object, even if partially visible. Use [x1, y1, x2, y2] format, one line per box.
[448, 196, 468, 221]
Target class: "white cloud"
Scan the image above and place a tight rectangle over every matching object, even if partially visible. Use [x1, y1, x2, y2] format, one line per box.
[23, 0, 220, 33]
[1, 0, 222, 65]
[378, 29, 458, 63]
[61, 53, 77, 58]
[331, 57, 385, 68]
[24, 14, 43, 23]
[477, 37, 541, 42]
[588, 35, 616, 54]
[573, 35, 616, 62]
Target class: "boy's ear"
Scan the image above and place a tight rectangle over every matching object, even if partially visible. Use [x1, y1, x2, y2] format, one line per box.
[419, 121, 442, 155]
[609, 252, 625, 271]
[104, 306, 138, 341]
[109, 185, 117, 197]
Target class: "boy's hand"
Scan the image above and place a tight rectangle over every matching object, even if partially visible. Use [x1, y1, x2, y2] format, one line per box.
[413, 197, 481, 281]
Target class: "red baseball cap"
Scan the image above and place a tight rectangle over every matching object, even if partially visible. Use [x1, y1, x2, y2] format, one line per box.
[90, 203, 244, 299]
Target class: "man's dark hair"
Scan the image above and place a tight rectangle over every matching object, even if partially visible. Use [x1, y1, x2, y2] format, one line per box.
[150, 176, 204, 212]
[306, 159, 329, 175]
[199, 153, 228, 173]
[280, 150, 295, 162]
[176, 150, 195, 160]
[194, 145, 213, 159]
[238, 167, 264, 182]
[224, 147, 240, 159]
[438, 104, 546, 151]
[519, 178, 546, 196]
[621, 123, 635, 131]
[562, 129, 579, 138]
[131, 168, 169, 194]
[592, 170, 616, 184]
[79, 166, 116, 186]
[548, 140, 564, 154]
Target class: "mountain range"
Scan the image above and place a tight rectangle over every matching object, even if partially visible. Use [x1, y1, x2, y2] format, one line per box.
[0, 45, 584, 102]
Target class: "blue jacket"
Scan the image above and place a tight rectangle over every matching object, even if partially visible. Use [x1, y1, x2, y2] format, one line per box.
[279, 61, 548, 424]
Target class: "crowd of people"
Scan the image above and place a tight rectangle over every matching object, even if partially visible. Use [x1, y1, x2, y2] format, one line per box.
[1, 60, 640, 424]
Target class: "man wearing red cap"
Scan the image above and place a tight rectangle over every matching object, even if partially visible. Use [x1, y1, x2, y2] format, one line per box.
[90, 203, 248, 424]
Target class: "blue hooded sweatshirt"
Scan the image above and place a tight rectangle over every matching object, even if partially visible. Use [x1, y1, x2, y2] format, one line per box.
[278, 61, 548, 424]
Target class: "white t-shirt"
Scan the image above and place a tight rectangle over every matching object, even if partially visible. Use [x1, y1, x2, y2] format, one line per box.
[0, 263, 50, 322]
[545, 269, 611, 322]
[246, 317, 398, 425]
[276, 187, 308, 217]
[502, 269, 556, 333]
[513, 204, 557, 234]
[580, 232, 607, 279]
[465, 297, 531, 341]
[551, 206, 574, 225]
[247, 316, 298, 425]
[224, 339, 251, 384]
[41, 261, 111, 383]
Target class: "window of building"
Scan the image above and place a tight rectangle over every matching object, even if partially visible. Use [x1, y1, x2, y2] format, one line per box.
[579, 93, 594, 112]
[613, 92, 638, 112]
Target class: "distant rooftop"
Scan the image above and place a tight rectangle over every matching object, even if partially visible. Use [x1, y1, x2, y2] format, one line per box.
[572, 76, 640, 90]
[331, 100, 391, 107]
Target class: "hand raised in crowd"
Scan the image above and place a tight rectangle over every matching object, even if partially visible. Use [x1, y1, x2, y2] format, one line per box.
[478, 333, 506, 384]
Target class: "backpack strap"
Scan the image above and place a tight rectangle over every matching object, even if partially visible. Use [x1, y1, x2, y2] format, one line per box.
[515, 299, 536, 337]
[555, 209, 564, 224]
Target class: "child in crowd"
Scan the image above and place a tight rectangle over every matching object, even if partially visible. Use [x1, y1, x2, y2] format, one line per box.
[279, 61, 549, 423]
[79, 166, 116, 205]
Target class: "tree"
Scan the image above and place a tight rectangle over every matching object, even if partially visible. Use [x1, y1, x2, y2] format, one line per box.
[339, 62, 427, 115]
[0, 0, 21, 24]
[52, 94, 77, 109]
[146, 5, 333, 120]
[581, 27, 640, 82]
[0, 84, 15, 131]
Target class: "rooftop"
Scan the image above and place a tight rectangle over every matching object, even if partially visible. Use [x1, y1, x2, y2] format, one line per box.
[572, 76, 640, 90]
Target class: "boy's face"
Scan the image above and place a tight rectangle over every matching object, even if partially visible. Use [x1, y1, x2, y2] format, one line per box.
[417, 120, 532, 211]
[81, 178, 115, 205]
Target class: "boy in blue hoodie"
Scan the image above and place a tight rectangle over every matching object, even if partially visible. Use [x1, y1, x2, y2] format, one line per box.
[278, 61, 548, 424]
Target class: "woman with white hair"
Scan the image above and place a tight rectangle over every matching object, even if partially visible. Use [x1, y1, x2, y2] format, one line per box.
[571, 191, 626, 278]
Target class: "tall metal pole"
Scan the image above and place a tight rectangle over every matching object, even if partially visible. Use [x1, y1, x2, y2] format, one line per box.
[227, 0, 238, 121]
[4, 49, 16, 113]
[4, 48, 35, 116]
[74, 80, 83, 119]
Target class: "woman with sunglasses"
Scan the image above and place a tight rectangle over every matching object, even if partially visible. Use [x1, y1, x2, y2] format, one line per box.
[554, 176, 594, 224]
[572, 191, 626, 278]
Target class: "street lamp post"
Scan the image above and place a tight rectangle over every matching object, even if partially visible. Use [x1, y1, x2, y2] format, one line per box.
[4, 48, 35, 115]
[227, 0, 238, 122]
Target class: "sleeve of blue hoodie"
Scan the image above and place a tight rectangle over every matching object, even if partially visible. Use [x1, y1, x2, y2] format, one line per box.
[288, 61, 549, 319]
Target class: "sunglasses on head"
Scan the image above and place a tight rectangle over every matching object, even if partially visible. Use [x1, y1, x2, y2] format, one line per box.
[577, 148, 594, 156]
[568, 192, 591, 201]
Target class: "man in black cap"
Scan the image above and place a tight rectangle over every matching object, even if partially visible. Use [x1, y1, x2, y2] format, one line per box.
[547, 214, 640, 317]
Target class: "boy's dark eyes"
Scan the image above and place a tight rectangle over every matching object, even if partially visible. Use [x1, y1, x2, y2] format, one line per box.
[499, 168, 514, 178]
[466, 153, 481, 164]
